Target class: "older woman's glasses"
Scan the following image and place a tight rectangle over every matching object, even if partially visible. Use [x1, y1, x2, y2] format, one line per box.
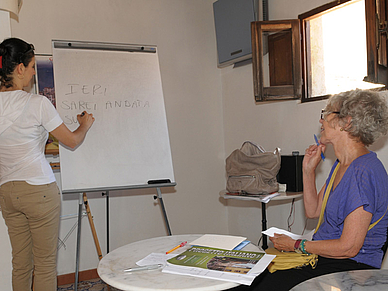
[321, 109, 340, 120]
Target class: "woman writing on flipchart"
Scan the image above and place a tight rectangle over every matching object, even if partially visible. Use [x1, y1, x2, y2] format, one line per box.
[0, 37, 94, 291]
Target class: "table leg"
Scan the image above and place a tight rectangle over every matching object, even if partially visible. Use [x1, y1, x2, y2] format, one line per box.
[261, 202, 268, 250]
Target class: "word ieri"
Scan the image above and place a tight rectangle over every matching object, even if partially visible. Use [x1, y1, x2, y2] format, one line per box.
[65, 83, 107, 96]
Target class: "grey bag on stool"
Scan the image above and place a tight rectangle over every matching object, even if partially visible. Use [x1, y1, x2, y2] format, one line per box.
[226, 141, 281, 194]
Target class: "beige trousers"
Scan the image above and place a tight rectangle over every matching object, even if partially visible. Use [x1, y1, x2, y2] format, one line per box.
[0, 181, 60, 291]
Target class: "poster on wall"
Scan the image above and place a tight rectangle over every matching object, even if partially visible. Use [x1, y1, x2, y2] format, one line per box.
[34, 54, 59, 154]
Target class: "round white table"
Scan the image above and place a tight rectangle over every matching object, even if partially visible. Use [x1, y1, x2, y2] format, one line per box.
[97, 234, 262, 291]
[290, 269, 388, 290]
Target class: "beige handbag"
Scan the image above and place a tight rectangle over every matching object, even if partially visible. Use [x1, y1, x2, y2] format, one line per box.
[225, 141, 281, 194]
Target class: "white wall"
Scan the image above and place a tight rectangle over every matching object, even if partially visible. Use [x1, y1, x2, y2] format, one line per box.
[1, 1, 387, 288]
[1, 0, 229, 284]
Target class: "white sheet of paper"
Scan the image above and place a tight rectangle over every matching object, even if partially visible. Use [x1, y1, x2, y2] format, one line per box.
[136, 252, 176, 267]
[189, 234, 246, 250]
[261, 193, 281, 203]
[262, 227, 315, 240]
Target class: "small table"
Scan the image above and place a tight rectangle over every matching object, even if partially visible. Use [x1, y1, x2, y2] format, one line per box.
[290, 269, 388, 290]
[220, 191, 303, 249]
[97, 234, 263, 291]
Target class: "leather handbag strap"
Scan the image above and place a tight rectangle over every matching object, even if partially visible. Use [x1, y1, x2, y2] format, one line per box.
[315, 163, 340, 233]
[315, 162, 387, 233]
[369, 205, 388, 231]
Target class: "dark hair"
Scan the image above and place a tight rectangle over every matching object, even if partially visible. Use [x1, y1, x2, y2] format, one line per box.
[0, 37, 35, 88]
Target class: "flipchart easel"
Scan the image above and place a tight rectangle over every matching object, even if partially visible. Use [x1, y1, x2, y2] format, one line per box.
[73, 184, 173, 291]
[50, 40, 176, 291]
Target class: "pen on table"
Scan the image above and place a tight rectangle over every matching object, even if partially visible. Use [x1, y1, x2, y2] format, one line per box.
[314, 134, 325, 161]
[124, 264, 163, 273]
[166, 241, 187, 254]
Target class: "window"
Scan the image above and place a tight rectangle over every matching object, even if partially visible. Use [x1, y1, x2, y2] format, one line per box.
[251, 20, 302, 101]
[300, 0, 385, 102]
[251, 0, 388, 102]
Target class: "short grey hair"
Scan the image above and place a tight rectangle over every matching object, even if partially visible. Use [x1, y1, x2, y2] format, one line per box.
[325, 89, 388, 146]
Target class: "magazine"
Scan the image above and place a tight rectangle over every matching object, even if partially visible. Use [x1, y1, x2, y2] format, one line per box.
[162, 246, 275, 285]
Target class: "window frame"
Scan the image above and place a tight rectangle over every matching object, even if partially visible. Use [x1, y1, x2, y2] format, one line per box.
[250, 0, 388, 103]
[251, 20, 302, 102]
[299, 0, 388, 102]
[364, 0, 388, 84]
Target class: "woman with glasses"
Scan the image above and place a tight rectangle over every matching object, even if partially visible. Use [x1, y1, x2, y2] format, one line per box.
[0, 37, 94, 291]
[231, 89, 388, 291]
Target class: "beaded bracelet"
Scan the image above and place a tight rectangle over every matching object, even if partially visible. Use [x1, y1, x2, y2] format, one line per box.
[299, 239, 311, 255]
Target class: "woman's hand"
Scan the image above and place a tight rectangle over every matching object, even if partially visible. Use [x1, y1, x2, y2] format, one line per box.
[77, 111, 95, 131]
[302, 143, 326, 219]
[303, 143, 325, 174]
[270, 234, 295, 252]
[51, 111, 95, 149]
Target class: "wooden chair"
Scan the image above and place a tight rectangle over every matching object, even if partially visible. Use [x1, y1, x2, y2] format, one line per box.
[382, 226, 388, 264]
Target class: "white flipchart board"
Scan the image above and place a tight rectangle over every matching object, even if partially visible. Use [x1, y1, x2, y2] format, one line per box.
[52, 40, 175, 193]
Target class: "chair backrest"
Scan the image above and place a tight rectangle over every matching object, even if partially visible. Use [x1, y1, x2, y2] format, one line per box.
[382, 226, 388, 264]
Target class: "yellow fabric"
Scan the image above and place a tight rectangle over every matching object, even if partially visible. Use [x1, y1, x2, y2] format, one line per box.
[266, 248, 318, 273]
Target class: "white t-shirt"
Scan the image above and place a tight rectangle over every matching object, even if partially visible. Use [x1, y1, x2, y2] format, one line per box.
[0, 90, 63, 186]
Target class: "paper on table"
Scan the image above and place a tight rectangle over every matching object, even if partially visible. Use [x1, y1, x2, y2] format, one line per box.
[262, 227, 315, 240]
[189, 234, 246, 250]
[136, 252, 176, 267]
[163, 251, 275, 286]
[223, 192, 280, 203]
[260, 193, 281, 203]
[234, 240, 250, 250]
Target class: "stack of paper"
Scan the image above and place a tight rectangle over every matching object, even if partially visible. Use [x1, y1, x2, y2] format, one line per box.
[162, 234, 275, 285]
[189, 234, 247, 250]
[224, 192, 280, 203]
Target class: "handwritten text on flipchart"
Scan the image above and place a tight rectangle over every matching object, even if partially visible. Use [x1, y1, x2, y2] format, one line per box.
[59, 83, 150, 125]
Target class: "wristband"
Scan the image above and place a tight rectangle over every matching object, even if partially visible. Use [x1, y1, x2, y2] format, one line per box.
[294, 239, 302, 253]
